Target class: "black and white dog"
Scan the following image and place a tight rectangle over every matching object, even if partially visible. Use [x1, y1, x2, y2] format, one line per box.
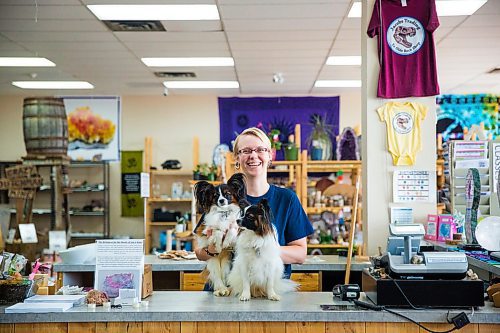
[194, 173, 247, 296]
[228, 199, 297, 301]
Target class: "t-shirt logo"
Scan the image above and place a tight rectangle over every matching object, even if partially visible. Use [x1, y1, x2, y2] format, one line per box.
[392, 112, 413, 134]
[387, 16, 425, 55]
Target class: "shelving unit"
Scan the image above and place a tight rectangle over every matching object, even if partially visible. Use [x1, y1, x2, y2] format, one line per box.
[1, 160, 110, 248]
[144, 170, 193, 253]
[66, 161, 109, 246]
[443, 140, 500, 217]
[300, 152, 362, 254]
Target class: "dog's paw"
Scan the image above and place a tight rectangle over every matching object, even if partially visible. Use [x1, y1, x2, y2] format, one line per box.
[268, 293, 281, 301]
[213, 288, 230, 297]
[239, 292, 251, 301]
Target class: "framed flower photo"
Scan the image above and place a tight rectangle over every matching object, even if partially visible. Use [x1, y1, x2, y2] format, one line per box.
[62, 96, 121, 161]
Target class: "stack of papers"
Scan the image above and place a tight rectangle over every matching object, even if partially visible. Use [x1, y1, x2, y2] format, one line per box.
[5, 302, 73, 313]
[24, 295, 86, 305]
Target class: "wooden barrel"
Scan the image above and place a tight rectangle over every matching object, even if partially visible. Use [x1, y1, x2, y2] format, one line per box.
[23, 97, 68, 155]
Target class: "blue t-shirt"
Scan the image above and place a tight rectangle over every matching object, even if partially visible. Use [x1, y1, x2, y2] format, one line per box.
[247, 185, 314, 278]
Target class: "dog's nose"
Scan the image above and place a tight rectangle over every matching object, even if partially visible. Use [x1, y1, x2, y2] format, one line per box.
[218, 199, 227, 205]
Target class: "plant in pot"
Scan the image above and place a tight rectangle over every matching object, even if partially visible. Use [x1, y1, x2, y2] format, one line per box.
[283, 134, 299, 161]
[267, 129, 282, 161]
[208, 164, 218, 181]
[307, 113, 334, 160]
[193, 163, 210, 180]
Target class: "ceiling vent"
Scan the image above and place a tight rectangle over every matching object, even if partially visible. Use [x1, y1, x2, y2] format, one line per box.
[487, 68, 500, 74]
[103, 21, 166, 32]
[154, 72, 197, 78]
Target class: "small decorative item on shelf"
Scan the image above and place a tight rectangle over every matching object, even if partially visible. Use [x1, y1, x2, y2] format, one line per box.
[307, 113, 334, 160]
[193, 163, 217, 181]
[310, 141, 323, 161]
[283, 134, 298, 161]
[268, 129, 282, 160]
[336, 127, 360, 160]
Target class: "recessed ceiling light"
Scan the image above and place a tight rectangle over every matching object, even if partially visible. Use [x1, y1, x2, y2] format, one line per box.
[436, 0, 487, 16]
[326, 56, 361, 66]
[12, 81, 94, 89]
[314, 80, 362, 88]
[348, 0, 487, 18]
[87, 5, 220, 20]
[0, 57, 55, 67]
[348, 2, 361, 18]
[163, 81, 239, 89]
[142, 57, 234, 67]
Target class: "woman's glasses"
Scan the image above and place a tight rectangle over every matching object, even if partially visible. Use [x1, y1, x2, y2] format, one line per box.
[238, 147, 270, 155]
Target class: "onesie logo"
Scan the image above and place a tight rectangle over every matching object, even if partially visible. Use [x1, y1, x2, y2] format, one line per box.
[387, 16, 425, 55]
[392, 112, 413, 134]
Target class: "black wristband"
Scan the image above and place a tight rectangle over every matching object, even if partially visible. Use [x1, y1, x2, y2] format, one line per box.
[204, 247, 218, 257]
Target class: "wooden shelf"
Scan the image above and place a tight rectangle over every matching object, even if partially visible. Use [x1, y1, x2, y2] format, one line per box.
[188, 180, 221, 186]
[305, 206, 351, 214]
[148, 198, 192, 203]
[149, 222, 178, 226]
[307, 244, 348, 248]
[151, 170, 192, 176]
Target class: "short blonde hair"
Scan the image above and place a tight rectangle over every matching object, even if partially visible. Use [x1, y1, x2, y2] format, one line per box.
[233, 127, 271, 158]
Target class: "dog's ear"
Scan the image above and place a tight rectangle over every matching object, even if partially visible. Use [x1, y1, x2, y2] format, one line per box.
[238, 198, 250, 211]
[227, 173, 247, 201]
[194, 181, 215, 212]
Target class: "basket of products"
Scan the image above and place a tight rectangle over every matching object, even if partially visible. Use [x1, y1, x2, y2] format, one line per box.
[0, 278, 36, 304]
[0, 252, 36, 304]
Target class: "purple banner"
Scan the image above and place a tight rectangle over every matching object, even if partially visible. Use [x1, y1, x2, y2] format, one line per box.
[218, 96, 339, 158]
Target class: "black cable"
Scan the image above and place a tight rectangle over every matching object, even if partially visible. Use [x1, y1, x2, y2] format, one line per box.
[383, 308, 457, 333]
[352, 300, 458, 333]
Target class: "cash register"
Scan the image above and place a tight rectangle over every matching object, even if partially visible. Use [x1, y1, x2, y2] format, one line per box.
[362, 224, 484, 308]
[386, 224, 468, 279]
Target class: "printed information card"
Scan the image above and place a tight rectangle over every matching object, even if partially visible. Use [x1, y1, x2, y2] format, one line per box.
[393, 170, 436, 203]
[95, 239, 144, 299]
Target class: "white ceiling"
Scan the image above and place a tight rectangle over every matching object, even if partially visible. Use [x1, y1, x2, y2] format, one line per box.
[0, 0, 499, 96]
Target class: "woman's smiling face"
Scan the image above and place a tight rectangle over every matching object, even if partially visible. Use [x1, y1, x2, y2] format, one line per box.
[236, 134, 271, 178]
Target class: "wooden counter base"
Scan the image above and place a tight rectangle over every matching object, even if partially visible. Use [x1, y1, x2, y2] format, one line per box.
[1, 321, 498, 333]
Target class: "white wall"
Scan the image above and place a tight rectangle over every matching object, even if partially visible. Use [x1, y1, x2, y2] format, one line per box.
[0, 93, 361, 239]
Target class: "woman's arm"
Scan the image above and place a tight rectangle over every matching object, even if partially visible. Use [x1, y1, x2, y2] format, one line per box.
[280, 237, 308, 264]
[194, 243, 219, 261]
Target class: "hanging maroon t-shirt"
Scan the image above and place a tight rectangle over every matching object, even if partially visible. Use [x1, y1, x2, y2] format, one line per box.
[367, 0, 440, 98]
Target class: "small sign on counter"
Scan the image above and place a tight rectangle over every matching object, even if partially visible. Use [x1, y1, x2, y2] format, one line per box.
[95, 239, 144, 300]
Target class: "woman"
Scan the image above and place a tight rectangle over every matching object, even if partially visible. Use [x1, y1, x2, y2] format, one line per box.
[195, 127, 313, 278]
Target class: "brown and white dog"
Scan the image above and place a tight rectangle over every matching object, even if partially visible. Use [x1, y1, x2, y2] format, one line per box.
[193, 173, 247, 296]
[228, 199, 297, 301]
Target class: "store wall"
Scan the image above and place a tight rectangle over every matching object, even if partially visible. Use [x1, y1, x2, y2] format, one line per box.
[0, 93, 361, 239]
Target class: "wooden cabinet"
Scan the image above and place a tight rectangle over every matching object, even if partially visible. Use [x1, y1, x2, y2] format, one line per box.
[180, 272, 320, 292]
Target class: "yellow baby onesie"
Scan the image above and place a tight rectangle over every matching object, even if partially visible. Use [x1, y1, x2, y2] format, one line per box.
[377, 101, 427, 166]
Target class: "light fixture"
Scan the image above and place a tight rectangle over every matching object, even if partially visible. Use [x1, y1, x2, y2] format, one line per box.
[0, 57, 55, 67]
[348, 2, 361, 18]
[273, 73, 284, 84]
[87, 4, 220, 20]
[348, 0, 487, 18]
[436, 0, 487, 16]
[314, 80, 362, 88]
[326, 56, 361, 66]
[12, 81, 94, 89]
[163, 81, 239, 89]
[142, 57, 234, 67]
